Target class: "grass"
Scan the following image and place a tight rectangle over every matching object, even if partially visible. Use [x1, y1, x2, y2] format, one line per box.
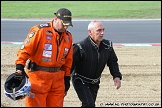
[1, 1, 161, 19]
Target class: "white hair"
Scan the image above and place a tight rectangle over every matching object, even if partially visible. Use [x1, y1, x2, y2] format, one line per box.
[88, 21, 97, 30]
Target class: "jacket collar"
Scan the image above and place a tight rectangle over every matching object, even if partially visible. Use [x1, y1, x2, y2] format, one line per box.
[88, 36, 98, 49]
[88, 36, 110, 49]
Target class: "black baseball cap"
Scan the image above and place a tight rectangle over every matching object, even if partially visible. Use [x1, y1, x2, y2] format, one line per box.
[54, 8, 73, 27]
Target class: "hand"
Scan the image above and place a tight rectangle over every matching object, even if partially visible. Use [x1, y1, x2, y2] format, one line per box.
[15, 70, 24, 80]
[15, 64, 28, 80]
[64, 76, 70, 95]
[114, 77, 121, 89]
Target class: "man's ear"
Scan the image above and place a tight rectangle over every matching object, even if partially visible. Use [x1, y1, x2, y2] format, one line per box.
[88, 30, 92, 36]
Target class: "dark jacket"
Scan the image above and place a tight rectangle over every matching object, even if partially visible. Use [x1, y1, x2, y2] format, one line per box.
[71, 36, 122, 80]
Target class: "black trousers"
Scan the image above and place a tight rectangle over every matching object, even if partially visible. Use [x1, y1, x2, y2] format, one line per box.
[72, 75, 100, 107]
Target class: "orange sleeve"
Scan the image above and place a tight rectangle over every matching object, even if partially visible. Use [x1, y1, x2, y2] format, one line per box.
[15, 25, 41, 66]
[62, 35, 73, 76]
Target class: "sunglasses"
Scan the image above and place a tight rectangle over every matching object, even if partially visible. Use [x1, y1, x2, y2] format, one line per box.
[60, 19, 70, 26]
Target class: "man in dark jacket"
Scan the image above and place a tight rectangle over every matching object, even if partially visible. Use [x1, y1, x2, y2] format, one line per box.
[71, 21, 122, 107]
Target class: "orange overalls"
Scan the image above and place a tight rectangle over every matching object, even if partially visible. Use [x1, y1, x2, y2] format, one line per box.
[15, 20, 73, 107]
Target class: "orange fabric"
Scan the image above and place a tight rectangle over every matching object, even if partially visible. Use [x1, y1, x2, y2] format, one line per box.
[15, 20, 73, 76]
[25, 70, 65, 107]
[15, 20, 73, 107]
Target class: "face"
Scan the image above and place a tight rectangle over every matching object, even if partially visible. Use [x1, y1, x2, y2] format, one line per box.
[53, 17, 69, 32]
[88, 22, 105, 43]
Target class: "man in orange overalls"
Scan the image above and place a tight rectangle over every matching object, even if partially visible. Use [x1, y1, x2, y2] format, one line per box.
[14, 8, 73, 107]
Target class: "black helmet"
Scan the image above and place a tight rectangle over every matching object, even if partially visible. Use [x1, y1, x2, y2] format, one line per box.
[4, 73, 31, 101]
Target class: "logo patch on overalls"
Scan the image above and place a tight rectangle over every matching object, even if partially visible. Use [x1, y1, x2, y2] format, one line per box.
[42, 50, 52, 57]
[42, 58, 51, 62]
[44, 44, 52, 50]
[62, 48, 69, 60]
[24, 39, 30, 44]
[20, 44, 25, 49]
[28, 31, 35, 38]
[46, 30, 53, 35]
[46, 36, 52, 44]
[39, 23, 49, 28]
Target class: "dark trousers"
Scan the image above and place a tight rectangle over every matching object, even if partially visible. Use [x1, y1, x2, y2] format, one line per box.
[72, 75, 100, 107]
